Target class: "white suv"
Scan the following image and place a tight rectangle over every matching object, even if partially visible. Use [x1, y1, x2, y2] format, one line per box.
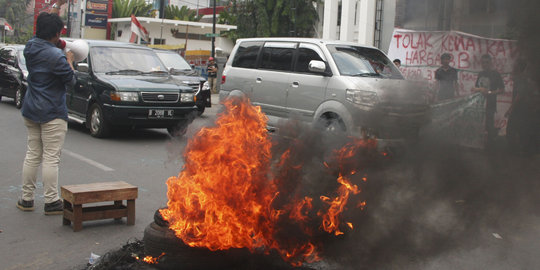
[220, 38, 430, 142]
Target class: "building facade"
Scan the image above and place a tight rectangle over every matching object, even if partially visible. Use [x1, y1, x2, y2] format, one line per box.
[395, 0, 509, 39]
[319, 0, 397, 53]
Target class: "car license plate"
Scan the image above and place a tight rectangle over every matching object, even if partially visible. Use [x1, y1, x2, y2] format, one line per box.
[148, 109, 174, 118]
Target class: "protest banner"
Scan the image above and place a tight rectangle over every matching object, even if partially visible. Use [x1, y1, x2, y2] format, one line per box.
[387, 29, 518, 142]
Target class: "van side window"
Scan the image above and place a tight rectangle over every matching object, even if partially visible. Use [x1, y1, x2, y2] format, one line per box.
[295, 45, 325, 73]
[260, 42, 295, 71]
[232, 41, 262, 69]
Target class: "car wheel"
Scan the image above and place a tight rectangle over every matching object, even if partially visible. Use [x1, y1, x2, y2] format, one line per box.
[88, 104, 110, 138]
[317, 113, 346, 133]
[15, 86, 24, 109]
[167, 120, 189, 137]
[196, 104, 205, 116]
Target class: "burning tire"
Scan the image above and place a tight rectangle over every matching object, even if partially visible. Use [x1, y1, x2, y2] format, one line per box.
[143, 210, 250, 270]
[143, 209, 312, 270]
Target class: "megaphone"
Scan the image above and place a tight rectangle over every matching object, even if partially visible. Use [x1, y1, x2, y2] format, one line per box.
[57, 39, 89, 62]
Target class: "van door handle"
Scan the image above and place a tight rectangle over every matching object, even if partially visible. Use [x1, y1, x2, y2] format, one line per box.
[291, 81, 299, 88]
[256, 77, 262, 83]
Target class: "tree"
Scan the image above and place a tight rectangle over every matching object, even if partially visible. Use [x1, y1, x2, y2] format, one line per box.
[112, 0, 154, 18]
[164, 5, 202, 21]
[0, 0, 32, 44]
[218, 0, 319, 41]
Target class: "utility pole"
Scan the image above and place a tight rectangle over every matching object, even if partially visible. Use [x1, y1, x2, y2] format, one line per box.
[212, 0, 216, 58]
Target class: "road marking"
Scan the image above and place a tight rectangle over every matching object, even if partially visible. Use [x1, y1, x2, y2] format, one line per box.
[63, 149, 115, 172]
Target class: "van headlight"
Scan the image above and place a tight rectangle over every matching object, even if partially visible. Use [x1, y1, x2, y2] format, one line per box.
[346, 89, 378, 105]
[180, 93, 195, 102]
[110, 92, 139, 102]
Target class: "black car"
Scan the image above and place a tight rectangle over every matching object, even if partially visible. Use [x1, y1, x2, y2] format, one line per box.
[0, 45, 27, 109]
[153, 49, 211, 115]
[66, 39, 199, 137]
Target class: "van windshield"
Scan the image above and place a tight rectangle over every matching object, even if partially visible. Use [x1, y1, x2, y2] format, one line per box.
[327, 45, 404, 79]
[91, 47, 167, 74]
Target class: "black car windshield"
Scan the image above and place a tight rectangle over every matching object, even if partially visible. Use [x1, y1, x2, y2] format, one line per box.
[90, 47, 167, 74]
[155, 51, 192, 71]
[327, 45, 404, 79]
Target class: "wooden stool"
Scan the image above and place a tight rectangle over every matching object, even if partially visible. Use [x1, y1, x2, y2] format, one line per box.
[61, 181, 138, 232]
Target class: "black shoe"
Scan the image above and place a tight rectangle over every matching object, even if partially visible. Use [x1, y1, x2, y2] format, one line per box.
[44, 200, 63, 215]
[16, 199, 34, 211]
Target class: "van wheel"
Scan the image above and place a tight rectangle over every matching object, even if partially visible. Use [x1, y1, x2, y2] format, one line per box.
[15, 86, 24, 109]
[317, 113, 346, 133]
[89, 104, 110, 138]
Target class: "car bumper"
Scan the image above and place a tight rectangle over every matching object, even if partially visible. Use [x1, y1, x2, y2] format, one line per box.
[196, 89, 212, 107]
[102, 103, 197, 127]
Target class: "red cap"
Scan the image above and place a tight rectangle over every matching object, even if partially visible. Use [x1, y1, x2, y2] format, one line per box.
[208, 57, 214, 61]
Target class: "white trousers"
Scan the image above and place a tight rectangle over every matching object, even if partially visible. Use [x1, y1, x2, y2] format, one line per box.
[21, 118, 68, 203]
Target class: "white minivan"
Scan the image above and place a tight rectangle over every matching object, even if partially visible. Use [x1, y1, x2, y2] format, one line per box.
[220, 38, 430, 142]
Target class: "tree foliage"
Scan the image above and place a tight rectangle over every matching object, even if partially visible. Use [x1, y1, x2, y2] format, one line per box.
[164, 5, 202, 21]
[218, 0, 319, 41]
[0, 0, 32, 44]
[112, 0, 154, 18]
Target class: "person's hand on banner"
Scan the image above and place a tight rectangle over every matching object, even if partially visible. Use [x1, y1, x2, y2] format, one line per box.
[472, 87, 489, 95]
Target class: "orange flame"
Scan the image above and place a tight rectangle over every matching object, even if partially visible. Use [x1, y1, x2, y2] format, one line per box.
[137, 253, 165, 264]
[161, 96, 372, 266]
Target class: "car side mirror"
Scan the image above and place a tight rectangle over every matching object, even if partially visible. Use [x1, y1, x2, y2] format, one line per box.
[308, 60, 328, 75]
[76, 63, 89, 73]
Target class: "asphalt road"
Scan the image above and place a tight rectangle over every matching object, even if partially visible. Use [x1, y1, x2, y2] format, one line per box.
[0, 95, 221, 270]
[1, 94, 539, 270]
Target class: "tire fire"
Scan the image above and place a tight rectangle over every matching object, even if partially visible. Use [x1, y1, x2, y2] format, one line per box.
[160, 96, 377, 266]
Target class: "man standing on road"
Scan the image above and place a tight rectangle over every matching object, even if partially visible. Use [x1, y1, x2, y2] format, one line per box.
[207, 57, 218, 94]
[472, 54, 505, 149]
[17, 2, 76, 215]
[435, 53, 458, 101]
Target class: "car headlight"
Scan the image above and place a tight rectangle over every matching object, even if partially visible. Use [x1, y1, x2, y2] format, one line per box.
[180, 93, 195, 102]
[201, 81, 210, 91]
[346, 89, 378, 105]
[110, 91, 139, 102]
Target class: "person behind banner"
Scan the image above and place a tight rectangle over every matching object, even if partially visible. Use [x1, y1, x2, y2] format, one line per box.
[435, 53, 458, 101]
[505, 59, 540, 156]
[471, 54, 505, 149]
[393, 59, 401, 68]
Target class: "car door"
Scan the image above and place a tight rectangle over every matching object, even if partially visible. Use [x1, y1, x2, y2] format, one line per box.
[252, 42, 295, 120]
[286, 43, 330, 122]
[67, 58, 92, 117]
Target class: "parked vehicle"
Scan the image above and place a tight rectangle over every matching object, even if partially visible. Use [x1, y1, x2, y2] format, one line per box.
[66, 39, 198, 137]
[220, 38, 430, 145]
[0, 44, 27, 108]
[153, 49, 210, 115]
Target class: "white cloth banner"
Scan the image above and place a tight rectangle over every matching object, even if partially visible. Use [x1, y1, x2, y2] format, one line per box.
[387, 29, 518, 135]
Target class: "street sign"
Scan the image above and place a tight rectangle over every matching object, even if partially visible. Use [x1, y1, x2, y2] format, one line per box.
[205, 33, 220, 37]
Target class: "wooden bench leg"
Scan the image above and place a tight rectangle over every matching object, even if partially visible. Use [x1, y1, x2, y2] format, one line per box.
[114, 200, 123, 221]
[127, 199, 135, 225]
[63, 200, 71, 226]
[73, 204, 83, 232]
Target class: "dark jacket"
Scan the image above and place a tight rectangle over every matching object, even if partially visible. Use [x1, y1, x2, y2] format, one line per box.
[22, 37, 75, 123]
